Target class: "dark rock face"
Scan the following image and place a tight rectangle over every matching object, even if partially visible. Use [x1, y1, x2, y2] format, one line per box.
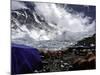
[11, 8, 54, 34]
[11, 9, 38, 30]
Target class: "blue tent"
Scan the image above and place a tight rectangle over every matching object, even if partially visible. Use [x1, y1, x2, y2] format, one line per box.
[11, 43, 43, 74]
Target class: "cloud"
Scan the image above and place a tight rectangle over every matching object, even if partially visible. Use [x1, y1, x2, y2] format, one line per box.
[11, 1, 28, 10]
[34, 3, 95, 42]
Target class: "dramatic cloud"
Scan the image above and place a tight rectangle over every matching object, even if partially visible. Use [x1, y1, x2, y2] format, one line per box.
[34, 3, 95, 42]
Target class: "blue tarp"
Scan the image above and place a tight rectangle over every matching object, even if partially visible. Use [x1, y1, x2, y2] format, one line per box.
[11, 43, 43, 74]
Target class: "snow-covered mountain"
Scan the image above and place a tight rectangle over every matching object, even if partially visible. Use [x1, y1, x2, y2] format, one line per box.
[11, 1, 96, 50]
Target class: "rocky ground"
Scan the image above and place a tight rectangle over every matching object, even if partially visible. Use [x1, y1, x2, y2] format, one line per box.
[34, 47, 96, 73]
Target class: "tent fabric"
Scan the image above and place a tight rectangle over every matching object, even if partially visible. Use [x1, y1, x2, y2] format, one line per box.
[11, 43, 43, 74]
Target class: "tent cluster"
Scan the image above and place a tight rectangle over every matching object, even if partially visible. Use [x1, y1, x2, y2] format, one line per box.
[11, 43, 43, 74]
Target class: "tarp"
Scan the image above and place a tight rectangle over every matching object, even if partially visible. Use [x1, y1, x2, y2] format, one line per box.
[11, 43, 43, 74]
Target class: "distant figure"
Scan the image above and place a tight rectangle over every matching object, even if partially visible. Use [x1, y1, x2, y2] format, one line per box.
[11, 43, 43, 74]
